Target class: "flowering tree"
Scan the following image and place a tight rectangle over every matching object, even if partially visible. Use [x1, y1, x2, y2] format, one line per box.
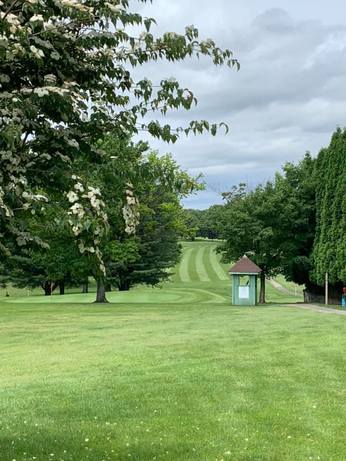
[1, 0, 238, 300]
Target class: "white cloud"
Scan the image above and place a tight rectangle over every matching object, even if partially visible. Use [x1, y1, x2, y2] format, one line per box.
[133, 1, 346, 208]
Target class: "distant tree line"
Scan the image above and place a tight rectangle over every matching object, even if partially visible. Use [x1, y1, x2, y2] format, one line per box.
[184, 128, 346, 304]
[183, 205, 225, 240]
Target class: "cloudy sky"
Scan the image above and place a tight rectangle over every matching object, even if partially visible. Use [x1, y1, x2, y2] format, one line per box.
[134, 0, 346, 208]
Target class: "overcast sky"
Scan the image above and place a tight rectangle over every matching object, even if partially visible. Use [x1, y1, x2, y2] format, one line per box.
[134, 0, 346, 208]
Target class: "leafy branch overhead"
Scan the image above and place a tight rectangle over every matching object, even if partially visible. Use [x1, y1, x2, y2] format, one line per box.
[0, 0, 238, 251]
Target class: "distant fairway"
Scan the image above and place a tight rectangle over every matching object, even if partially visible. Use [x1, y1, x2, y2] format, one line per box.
[1, 240, 303, 305]
[175, 241, 229, 284]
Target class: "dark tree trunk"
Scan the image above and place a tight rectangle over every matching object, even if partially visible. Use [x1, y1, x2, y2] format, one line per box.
[82, 281, 89, 293]
[94, 279, 108, 303]
[51, 282, 59, 293]
[259, 271, 266, 304]
[59, 281, 65, 295]
[43, 281, 52, 296]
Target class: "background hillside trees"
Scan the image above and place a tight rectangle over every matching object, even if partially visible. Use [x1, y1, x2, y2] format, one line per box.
[217, 132, 345, 303]
[219, 183, 282, 303]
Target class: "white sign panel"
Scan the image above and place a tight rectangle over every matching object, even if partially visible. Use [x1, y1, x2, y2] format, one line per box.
[239, 286, 249, 299]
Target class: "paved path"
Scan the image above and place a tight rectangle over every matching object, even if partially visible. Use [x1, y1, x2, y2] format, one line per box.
[284, 303, 346, 316]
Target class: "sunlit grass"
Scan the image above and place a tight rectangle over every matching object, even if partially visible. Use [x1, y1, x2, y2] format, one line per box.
[2, 241, 340, 460]
[1, 303, 346, 460]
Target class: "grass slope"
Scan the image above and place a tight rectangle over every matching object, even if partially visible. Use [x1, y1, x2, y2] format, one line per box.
[1, 304, 346, 460]
[2, 241, 341, 461]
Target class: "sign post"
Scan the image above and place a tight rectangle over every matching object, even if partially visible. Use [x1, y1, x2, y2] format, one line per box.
[325, 272, 329, 306]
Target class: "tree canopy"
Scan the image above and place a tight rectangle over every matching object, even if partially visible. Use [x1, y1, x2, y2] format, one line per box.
[312, 128, 346, 287]
[0, 0, 238, 259]
[216, 133, 345, 304]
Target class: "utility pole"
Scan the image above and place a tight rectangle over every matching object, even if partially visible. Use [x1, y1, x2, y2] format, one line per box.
[325, 272, 329, 306]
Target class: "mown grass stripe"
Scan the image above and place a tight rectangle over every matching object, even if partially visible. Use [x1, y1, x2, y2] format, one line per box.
[209, 245, 229, 281]
[195, 245, 210, 282]
[178, 247, 193, 282]
[202, 244, 219, 282]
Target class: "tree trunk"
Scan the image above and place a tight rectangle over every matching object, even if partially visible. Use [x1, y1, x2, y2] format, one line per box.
[259, 271, 266, 304]
[43, 281, 52, 296]
[94, 279, 108, 303]
[82, 280, 89, 293]
[59, 281, 65, 295]
[51, 282, 59, 293]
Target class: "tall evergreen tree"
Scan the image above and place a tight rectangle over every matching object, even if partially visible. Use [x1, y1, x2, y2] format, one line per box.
[312, 128, 346, 289]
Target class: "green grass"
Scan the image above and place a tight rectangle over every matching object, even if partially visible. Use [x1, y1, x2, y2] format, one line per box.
[1, 241, 345, 460]
[275, 275, 304, 295]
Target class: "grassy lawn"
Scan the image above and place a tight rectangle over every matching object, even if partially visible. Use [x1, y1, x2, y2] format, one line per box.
[275, 275, 304, 296]
[1, 241, 344, 460]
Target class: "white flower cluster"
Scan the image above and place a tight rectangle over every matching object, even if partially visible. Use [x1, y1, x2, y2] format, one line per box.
[0, 12, 20, 33]
[30, 14, 44, 23]
[59, 0, 92, 13]
[67, 176, 108, 275]
[30, 45, 44, 59]
[122, 183, 139, 235]
[105, 2, 123, 14]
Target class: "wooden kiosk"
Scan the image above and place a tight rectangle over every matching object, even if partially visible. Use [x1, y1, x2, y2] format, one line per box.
[229, 255, 262, 306]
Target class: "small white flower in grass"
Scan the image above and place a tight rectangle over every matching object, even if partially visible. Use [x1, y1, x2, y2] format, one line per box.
[85, 438, 89, 442]
[287, 435, 292, 439]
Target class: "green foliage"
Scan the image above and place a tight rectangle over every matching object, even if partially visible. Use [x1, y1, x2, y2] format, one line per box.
[273, 153, 317, 286]
[183, 205, 225, 240]
[219, 140, 345, 296]
[0, 205, 90, 293]
[218, 156, 318, 301]
[219, 183, 281, 276]
[99, 140, 202, 291]
[312, 128, 346, 285]
[0, 0, 238, 255]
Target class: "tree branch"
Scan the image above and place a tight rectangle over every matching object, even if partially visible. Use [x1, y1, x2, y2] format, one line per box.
[3, 0, 20, 19]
